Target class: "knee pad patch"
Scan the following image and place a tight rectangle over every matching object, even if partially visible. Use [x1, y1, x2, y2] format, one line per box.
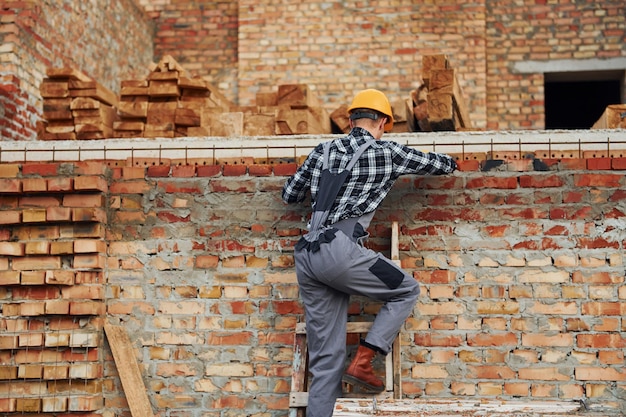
[368, 258, 404, 290]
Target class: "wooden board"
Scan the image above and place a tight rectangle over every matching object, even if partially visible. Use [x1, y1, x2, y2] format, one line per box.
[104, 323, 155, 417]
[333, 398, 583, 416]
[591, 104, 626, 129]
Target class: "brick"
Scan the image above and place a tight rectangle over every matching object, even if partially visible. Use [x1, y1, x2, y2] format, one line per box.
[42, 397, 68, 412]
[273, 162, 297, 176]
[0, 335, 18, 350]
[73, 254, 106, 269]
[22, 208, 47, 222]
[69, 301, 106, 315]
[22, 177, 48, 192]
[24, 241, 50, 255]
[47, 177, 74, 192]
[575, 367, 626, 381]
[46, 206, 72, 221]
[72, 207, 107, 222]
[0, 178, 21, 193]
[63, 193, 105, 207]
[0, 270, 20, 285]
[74, 239, 106, 253]
[15, 398, 41, 413]
[45, 270, 74, 285]
[45, 299, 71, 315]
[0, 164, 19, 178]
[0, 241, 24, 256]
[60, 223, 105, 239]
[22, 163, 60, 177]
[147, 165, 171, 177]
[18, 364, 44, 379]
[24, 200, 63, 217]
[18, 332, 44, 347]
[67, 395, 103, 412]
[172, 164, 196, 177]
[19, 302, 46, 316]
[74, 175, 108, 192]
[0, 210, 20, 224]
[50, 241, 74, 255]
[12, 256, 61, 270]
[20, 271, 46, 285]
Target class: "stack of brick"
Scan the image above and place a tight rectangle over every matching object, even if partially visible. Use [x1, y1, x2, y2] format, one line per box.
[39, 68, 118, 140]
[114, 55, 231, 138]
[0, 162, 107, 413]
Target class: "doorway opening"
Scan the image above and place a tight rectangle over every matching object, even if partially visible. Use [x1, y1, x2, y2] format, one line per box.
[544, 70, 624, 129]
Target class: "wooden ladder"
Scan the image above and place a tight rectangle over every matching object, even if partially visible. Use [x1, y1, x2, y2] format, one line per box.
[289, 222, 403, 416]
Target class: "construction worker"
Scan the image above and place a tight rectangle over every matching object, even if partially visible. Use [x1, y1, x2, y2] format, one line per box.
[282, 89, 457, 417]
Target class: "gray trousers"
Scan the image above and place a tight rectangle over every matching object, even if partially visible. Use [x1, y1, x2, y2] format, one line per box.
[294, 230, 420, 417]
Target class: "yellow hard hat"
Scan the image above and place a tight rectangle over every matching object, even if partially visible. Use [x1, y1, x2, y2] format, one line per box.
[347, 89, 394, 131]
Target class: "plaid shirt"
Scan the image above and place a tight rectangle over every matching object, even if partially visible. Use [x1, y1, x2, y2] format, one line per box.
[282, 127, 457, 225]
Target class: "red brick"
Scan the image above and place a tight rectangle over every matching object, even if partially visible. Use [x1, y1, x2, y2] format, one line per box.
[122, 166, 146, 179]
[0, 178, 21, 193]
[248, 164, 272, 176]
[195, 164, 221, 177]
[611, 157, 626, 170]
[172, 164, 196, 177]
[272, 162, 297, 176]
[574, 173, 622, 187]
[22, 178, 47, 192]
[74, 175, 108, 192]
[63, 194, 105, 207]
[22, 163, 59, 176]
[46, 206, 72, 221]
[222, 164, 247, 176]
[72, 207, 107, 222]
[586, 158, 611, 170]
[147, 164, 171, 177]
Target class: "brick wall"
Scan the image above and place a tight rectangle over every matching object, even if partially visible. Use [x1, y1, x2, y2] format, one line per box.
[485, 1, 626, 130]
[0, 1, 153, 140]
[1, 148, 625, 415]
[2, 1, 624, 140]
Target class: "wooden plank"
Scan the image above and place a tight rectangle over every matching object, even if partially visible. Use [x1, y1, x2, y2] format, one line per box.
[421, 54, 448, 88]
[148, 80, 180, 98]
[43, 98, 72, 120]
[591, 104, 626, 129]
[275, 106, 331, 135]
[40, 80, 69, 98]
[289, 332, 308, 415]
[333, 398, 583, 416]
[391, 221, 400, 266]
[243, 113, 275, 136]
[69, 83, 118, 107]
[277, 84, 321, 108]
[330, 104, 350, 134]
[429, 68, 471, 129]
[104, 323, 155, 417]
[46, 67, 92, 82]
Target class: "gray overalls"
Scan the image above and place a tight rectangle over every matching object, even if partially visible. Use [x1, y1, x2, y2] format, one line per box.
[294, 140, 421, 417]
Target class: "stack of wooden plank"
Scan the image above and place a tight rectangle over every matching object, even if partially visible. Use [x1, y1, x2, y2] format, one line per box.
[191, 83, 331, 137]
[114, 55, 230, 138]
[39, 68, 118, 140]
[591, 104, 626, 129]
[409, 54, 472, 132]
[40, 53, 475, 140]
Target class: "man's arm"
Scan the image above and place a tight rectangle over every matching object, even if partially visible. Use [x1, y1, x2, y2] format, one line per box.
[391, 143, 457, 176]
[282, 144, 323, 204]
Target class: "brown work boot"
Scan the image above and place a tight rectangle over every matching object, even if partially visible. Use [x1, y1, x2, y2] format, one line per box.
[342, 344, 385, 393]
